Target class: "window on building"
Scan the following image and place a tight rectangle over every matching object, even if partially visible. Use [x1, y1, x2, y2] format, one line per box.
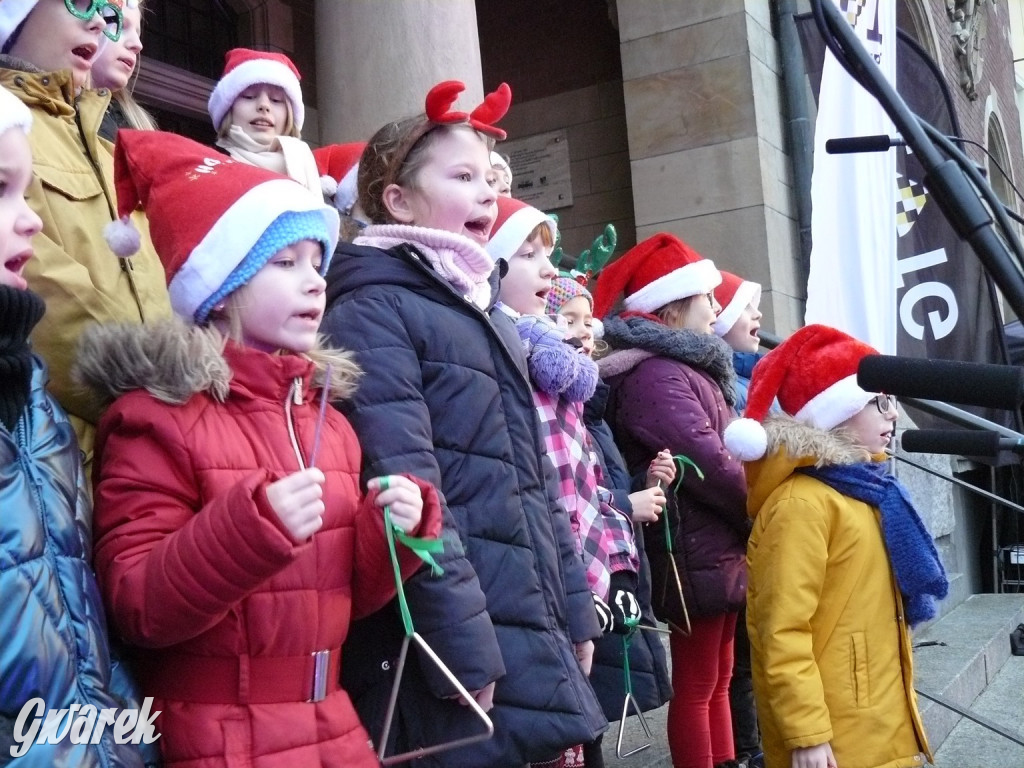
[143, 0, 238, 80]
[987, 114, 1016, 211]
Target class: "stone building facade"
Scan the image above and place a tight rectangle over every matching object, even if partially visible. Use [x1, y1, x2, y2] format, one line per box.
[136, 1, 1024, 337]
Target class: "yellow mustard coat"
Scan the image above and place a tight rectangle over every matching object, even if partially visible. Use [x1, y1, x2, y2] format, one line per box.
[745, 416, 931, 768]
[0, 58, 170, 466]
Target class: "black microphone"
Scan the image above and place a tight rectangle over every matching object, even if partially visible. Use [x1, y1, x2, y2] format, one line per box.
[858, 355, 1024, 410]
[825, 135, 907, 154]
[901, 429, 1024, 457]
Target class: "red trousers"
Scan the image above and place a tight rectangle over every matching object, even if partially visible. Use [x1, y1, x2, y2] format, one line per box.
[667, 612, 738, 768]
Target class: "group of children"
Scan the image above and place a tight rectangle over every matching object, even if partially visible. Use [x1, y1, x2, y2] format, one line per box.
[0, 3, 951, 768]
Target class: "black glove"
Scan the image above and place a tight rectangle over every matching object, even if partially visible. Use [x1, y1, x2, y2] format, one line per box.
[608, 571, 641, 635]
[592, 592, 614, 634]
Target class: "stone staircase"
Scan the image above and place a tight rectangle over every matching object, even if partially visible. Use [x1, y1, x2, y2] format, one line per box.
[601, 594, 1024, 767]
[914, 593, 1024, 768]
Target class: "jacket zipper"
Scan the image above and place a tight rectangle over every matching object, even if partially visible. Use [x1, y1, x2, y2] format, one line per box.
[18, 407, 119, 768]
[285, 376, 307, 470]
[398, 244, 533, 389]
[74, 94, 147, 323]
[16, 413, 90, 697]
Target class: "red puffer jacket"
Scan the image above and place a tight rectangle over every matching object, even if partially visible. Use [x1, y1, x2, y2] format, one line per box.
[80, 320, 441, 768]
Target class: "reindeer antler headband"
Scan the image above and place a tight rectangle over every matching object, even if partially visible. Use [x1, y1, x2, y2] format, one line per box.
[383, 80, 512, 191]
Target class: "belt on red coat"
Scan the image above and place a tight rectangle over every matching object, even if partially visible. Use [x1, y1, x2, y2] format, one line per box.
[136, 648, 342, 704]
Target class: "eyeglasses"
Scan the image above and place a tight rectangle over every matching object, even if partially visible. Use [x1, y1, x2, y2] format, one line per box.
[64, 0, 123, 42]
[872, 394, 896, 414]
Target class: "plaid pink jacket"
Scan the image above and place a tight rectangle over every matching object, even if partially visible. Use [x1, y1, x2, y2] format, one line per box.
[533, 389, 639, 601]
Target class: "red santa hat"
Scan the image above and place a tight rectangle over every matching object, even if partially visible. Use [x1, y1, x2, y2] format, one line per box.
[485, 196, 557, 263]
[713, 271, 761, 336]
[104, 130, 339, 323]
[592, 232, 721, 319]
[724, 324, 880, 460]
[313, 142, 365, 213]
[208, 48, 305, 132]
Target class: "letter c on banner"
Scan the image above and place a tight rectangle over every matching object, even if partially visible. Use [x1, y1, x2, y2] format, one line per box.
[899, 281, 959, 340]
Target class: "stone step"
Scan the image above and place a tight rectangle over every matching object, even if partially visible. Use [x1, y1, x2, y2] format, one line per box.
[932, 653, 1024, 767]
[912, 593, 1024, 752]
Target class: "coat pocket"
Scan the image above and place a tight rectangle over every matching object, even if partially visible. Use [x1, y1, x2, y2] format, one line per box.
[34, 160, 105, 202]
[850, 631, 870, 708]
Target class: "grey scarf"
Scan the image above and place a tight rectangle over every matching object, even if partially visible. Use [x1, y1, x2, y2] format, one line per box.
[600, 314, 737, 406]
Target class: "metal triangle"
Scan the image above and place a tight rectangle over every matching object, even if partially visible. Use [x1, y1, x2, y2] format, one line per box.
[377, 632, 495, 765]
[667, 554, 692, 636]
[616, 691, 653, 758]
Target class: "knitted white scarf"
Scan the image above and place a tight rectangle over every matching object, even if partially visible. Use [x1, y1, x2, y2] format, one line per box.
[216, 126, 322, 196]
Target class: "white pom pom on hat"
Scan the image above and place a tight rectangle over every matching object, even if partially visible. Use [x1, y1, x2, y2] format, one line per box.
[724, 417, 769, 461]
[319, 175, 338, 199]
[103, 217, 141, 258]
[724, 324, 882, 460]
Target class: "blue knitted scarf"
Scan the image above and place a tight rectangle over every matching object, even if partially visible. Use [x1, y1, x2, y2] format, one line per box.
[799, 462, 949, 627]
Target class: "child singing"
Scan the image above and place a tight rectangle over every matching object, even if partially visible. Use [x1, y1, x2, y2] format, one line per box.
[80, 130, 441, 768]
[321, 80, 605, 767]
[208, 47, 322, 194]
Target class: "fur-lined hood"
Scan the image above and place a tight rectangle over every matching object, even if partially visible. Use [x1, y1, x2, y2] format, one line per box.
[74, 317, 360, 407]
[745, 413, 875, 515]
[598, 314, 736, 405]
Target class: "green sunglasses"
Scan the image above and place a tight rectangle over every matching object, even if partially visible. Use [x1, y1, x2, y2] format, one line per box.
[64, 0, 123, 42]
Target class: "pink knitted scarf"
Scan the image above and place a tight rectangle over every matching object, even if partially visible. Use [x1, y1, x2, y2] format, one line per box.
[356, 224, 495, 309]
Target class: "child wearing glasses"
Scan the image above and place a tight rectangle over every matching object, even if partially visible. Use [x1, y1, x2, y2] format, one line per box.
[0, 0, 170, 468]
[725, 324, 947, 768]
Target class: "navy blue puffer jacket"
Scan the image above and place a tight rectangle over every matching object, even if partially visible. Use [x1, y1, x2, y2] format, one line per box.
[0, 358, 147, 768]
[322, 241, 605, 767]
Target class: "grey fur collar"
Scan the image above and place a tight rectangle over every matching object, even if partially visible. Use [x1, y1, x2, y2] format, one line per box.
[599, 314, 736, 405]
[74, 317, 360, 407]
[763, 414, 873, 466]
[0, 54, 45, 74]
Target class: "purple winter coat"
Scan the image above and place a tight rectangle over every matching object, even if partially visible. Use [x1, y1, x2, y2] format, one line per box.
[599, 315, 748, 619]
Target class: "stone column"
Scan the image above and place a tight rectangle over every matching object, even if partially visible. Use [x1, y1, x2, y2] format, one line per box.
[314, 0, 484, 144]
[617, 1, 803, 335]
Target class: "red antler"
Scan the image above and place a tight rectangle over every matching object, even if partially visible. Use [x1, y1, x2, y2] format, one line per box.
[469, 83, 511, 140]
[425, 80, 469, 124]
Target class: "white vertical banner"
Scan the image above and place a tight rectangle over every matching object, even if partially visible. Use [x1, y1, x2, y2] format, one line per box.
[805, 0, 897, 353]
